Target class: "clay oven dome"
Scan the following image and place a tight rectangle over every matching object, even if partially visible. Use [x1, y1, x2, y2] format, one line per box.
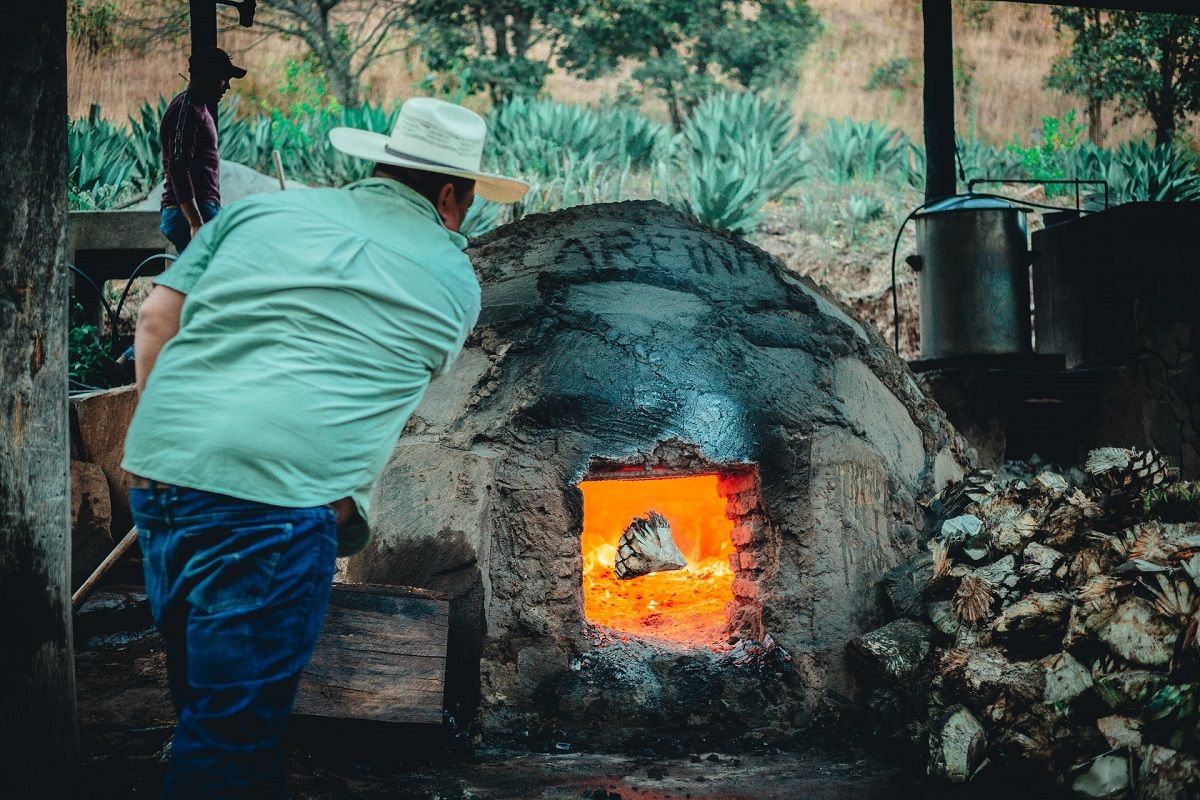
[349, 201, 967, 746]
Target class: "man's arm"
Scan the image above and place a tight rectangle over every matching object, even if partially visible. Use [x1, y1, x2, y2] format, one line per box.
[163, 98, 204, 237]
[134, 285, 186, 395]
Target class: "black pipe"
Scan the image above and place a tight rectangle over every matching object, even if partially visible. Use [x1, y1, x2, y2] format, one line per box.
[922, 0, 956, 202]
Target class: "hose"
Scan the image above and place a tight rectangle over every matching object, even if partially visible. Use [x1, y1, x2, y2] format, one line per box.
[110, 253, 177, 349]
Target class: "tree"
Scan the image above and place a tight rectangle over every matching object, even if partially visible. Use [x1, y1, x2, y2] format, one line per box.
[1049, 10, 1200, 147]
[253, 1, 406, 107]
[1, 2, 77, 796]
[1048, 8, 1113, 144]
[556, 0, 820, 129]
[121, 1, 405, 107]
[406, 1, 570, 104]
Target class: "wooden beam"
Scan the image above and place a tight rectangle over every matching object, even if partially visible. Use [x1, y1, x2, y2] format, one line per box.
[293, 584, 450, 725]
[923, 0, 957, 201]
[0, 2, 76, 795]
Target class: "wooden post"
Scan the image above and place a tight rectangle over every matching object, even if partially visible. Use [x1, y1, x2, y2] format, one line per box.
[0, 2, 77, 795]
[190, 0, 218, 52]
[923, 0, 956, 201]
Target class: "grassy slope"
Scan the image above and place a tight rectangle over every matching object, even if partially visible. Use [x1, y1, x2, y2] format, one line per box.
[70, 1, 1181, 147]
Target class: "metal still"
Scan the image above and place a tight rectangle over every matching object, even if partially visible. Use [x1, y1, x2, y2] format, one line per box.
[911, 195, 1035, 359]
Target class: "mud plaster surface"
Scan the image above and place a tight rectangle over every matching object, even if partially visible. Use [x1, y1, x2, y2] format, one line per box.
[349, 201, 970, 745]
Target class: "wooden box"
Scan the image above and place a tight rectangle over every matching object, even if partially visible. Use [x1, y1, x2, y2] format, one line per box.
[293, 583, 449, 725]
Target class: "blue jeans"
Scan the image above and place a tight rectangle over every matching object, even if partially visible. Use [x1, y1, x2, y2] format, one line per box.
[130, 483, 338, 799]
[160, 200, 221, 253]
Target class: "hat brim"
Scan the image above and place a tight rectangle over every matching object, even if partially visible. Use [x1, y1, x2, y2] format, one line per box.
[328, 127, 528, 204]
[228, 65, 248, 79]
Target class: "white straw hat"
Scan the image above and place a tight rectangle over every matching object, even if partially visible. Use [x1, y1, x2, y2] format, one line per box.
[329, 97, 528, 204]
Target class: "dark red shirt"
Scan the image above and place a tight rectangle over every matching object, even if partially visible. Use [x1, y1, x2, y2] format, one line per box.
[160, 91, 221, 208]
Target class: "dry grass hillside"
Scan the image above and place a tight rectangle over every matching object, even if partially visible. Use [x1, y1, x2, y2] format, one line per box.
[69, 1, 1183, 147]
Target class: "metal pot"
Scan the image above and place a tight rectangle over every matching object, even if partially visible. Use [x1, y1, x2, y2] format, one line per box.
[913, 195, 1035, 359]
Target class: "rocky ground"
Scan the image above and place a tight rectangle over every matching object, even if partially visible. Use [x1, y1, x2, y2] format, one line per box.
[75, 589, 1063, 799]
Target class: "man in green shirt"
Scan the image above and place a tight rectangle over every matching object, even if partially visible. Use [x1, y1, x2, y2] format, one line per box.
[122, 98, 526, 799]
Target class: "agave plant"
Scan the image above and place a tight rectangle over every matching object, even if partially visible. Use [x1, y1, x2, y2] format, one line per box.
[1072, 141, 1200, 206]
[67, 106, 139, 207]
[460, 196, 508, 239]
[813, 118, 915, 185]
[666, 92, 809, 234]
[510, 151, 632, 221]
[486, 97, 666, 176]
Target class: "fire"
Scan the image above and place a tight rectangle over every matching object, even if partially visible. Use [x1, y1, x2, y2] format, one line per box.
[579, 474, 734, 645]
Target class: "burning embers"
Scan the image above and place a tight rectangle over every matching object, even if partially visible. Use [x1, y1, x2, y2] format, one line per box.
[579, 475, 736, 645]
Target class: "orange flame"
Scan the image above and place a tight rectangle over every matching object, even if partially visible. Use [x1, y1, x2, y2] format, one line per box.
[579, 475, 734, 645]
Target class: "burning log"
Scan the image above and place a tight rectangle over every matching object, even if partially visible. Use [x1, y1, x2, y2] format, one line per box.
[613, 510, 687, 580]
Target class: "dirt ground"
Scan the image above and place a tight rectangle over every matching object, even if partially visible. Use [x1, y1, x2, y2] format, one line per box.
[76, 612, 1066, 800]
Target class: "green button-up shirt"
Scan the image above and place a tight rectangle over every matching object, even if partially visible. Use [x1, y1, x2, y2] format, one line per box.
[122, 178, 479, 518]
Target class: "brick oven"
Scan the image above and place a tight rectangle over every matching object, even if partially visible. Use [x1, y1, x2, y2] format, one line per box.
[348, 201, 969, 748]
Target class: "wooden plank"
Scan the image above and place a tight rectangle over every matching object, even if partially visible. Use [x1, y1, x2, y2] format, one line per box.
[293, 584, 449, 725]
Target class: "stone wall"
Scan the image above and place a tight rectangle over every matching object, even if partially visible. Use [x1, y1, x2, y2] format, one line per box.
[69, 385, 138, 589]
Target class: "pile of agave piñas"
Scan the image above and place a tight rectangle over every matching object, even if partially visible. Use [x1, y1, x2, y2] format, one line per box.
[851, 447, 1200, 799]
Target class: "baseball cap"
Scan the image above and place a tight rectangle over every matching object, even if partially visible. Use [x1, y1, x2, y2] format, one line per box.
[188, 47, 248, 79]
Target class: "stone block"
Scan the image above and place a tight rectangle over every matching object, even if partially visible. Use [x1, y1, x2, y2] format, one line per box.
[716, 471, 756, 497]
[732, 578, 759, 600]
[730, 519, 765, 546]
[724, 489, 762, 518]
[71, 385, 138, 534]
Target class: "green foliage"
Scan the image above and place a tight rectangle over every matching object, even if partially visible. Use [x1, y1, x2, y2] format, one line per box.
[484, 97, 667, 175]
[68, 0, 118, 58]
[846, 194, 884, 223]
[1049, 10, 1200, 146]
[865, 57, 915, 93]
[460, 197, 507, 239]
[68, 303, 115, 388]
[953, 0, 993, 32]
[407, 0, 560, 102]
[812, 118, 915, 185]
[67, 105, 158, 209]
[557, 0, 820, 127]
[965, 140, 1026, 180]
[844, 193, 885, 242]
[513, 152, 631, 220]
[1067, 141, 1200, 205]
[277, 55, 343, 116]
[1005, 110, 1085, 195]
[661, 92, 809, 234]
[1144, 481, 1200, 523]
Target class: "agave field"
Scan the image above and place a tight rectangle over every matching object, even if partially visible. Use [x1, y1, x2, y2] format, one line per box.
[69, 92, 1200, 238]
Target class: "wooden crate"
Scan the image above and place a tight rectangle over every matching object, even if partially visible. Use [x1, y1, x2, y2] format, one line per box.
[293, 583, 449, 725]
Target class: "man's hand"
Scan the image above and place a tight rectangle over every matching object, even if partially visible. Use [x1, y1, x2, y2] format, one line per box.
[134, 285, 186, 395]
[330, 497, 355, 524]
[181, 199, 205, 241]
